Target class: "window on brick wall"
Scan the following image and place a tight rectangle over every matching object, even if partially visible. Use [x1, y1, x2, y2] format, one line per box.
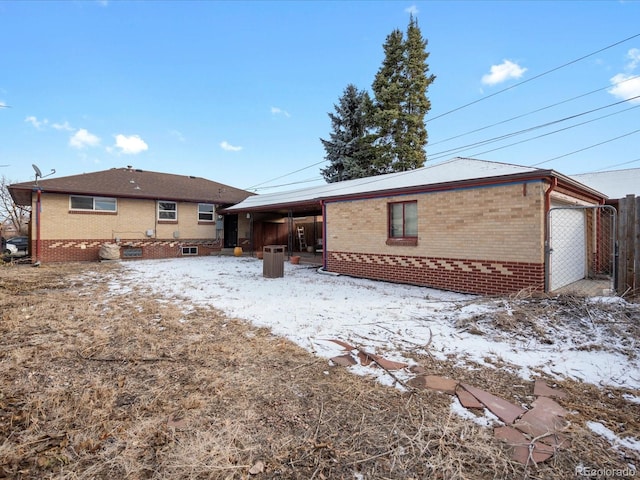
[387, 200, 418, 245]
[198, 203, 215, 222]
[158, 201, 177, 221]
[70, 195, 117, 212]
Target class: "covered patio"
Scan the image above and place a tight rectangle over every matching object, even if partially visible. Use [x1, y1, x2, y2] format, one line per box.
[224, 200, 324, 262]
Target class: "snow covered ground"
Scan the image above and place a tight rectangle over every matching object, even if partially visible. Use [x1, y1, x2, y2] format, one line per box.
[108, 256, 640, 392]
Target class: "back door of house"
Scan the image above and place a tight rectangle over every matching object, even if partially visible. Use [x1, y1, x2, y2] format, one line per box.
[223, 214, 238, 248]
[549, 205, 586, 291]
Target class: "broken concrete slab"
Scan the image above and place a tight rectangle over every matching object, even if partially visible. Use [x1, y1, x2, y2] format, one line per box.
[514, 408, 567, 438]
[538, 432, 571, 449]
[511, 440, 555, 465]
[409, 365, 428, 375]
[330, 354, 357, 367]
[409, 375, 458, 394]
[494, 426, 555, 465]
[326, 339, 356, 351]
[531, 396, 569, 417]
[455, 386, 484, 409]
[533, 379, 567, 399]
[461, 383, 526, 424]
[356, 350, 408, 370]
[368, 353, 408, 371]
[357, 350, 374, 366]
[494, 425, 527, 444]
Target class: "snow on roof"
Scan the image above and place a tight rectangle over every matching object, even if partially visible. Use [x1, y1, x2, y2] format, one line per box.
[226, 157, 543, 211]
[570, 168, 640, 200]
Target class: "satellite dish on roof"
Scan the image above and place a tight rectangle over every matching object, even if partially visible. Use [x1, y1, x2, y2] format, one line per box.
[32, 163, 56, 185]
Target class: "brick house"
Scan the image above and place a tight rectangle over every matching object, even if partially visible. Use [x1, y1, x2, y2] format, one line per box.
[8, 166, 253, 263]
[225, 158, 607, 295]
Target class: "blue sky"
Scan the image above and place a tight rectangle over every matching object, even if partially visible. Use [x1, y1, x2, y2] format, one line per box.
[1, 0, 639, 193]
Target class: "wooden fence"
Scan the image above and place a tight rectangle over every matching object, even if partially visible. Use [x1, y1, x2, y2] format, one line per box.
[617, 194, 640, 295]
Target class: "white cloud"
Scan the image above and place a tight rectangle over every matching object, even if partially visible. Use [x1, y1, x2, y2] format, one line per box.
[405, 5, 419, 15]
[608, 73, 640, 103]
[608, 49, 640, 103]
[270, 106, 291, 118]
[25, 116, 48, 129]
[52, 121, 74, 132]
[69, 129, 101, 149]
[220, 141, 243, 152]
[114, 134, 148, 154]
[624, 48, 640, 71]
[481, 60, 527, 86]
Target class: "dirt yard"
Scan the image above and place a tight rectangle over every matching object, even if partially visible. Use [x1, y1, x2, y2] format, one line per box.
[0, 262, 637, 479]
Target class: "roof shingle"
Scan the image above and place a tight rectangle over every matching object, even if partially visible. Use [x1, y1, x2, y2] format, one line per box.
[9, 167, 253, 206]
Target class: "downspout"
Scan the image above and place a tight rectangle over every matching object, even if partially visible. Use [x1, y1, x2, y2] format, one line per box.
[543, 177, 557, 293]
[34, 186, 42, 266]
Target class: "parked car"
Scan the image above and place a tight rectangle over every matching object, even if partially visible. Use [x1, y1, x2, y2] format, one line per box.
[3, 242, 18, 255]
[5, 236, 29, 254]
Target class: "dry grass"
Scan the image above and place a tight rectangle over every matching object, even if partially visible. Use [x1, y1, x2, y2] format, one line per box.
[0, 262, 637, 479]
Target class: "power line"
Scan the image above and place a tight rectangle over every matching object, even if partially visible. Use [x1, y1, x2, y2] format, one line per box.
[241, 34, 640, 191]
[251, 177, 325, 192]
[530, 128, 640, 167]
[589, 157, 640, 172]
[244, 160, 326, 190]
[428, 97, 640, 161]
[466, 104, 639, 160]
[246, 95, 639, 190]
[426, 32, 640, 123]
[428, 74, 640, 148]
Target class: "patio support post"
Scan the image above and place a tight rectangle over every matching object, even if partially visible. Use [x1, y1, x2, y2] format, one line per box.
[287, 210, 293, 259]
[321, 200, 327, 270]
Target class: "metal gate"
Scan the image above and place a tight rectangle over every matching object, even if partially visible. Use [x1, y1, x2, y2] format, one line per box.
[546, 205, 617, 293]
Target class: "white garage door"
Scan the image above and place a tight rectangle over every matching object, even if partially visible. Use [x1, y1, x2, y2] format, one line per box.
[549, 205, 586, 291]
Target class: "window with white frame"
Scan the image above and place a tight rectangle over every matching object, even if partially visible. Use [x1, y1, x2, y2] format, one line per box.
[198, 203, 215, 221]
[158, 201, 177, 220]
[70, 195, 117, 212]
[181, 246, 198, 255]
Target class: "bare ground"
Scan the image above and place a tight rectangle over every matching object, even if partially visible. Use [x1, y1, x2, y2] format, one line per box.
[0, 262, 638, 479]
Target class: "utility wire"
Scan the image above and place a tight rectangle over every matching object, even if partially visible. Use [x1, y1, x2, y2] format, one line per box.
[242, 35, 640, 191]
[244, 160, 326, 190]
[463, 104, 640, 160]
[251, 177, 325, 191]
[588, 157, 640, 172]
[426, 32, 640, 123]
[428, 74, 640, 147]
[530, 128, 640, 167]
[246, 95, 639, 191]
[428, 97, 640, 160]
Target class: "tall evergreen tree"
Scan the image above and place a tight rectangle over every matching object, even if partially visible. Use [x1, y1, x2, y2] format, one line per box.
[371, 28, 405, 175]
[372, 15, 435, 173]
[320, 84, 375, 183]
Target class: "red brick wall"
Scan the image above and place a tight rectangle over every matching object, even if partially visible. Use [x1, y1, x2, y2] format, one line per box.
[326, 251, 544, 295]
[33, 239, 223, 263]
